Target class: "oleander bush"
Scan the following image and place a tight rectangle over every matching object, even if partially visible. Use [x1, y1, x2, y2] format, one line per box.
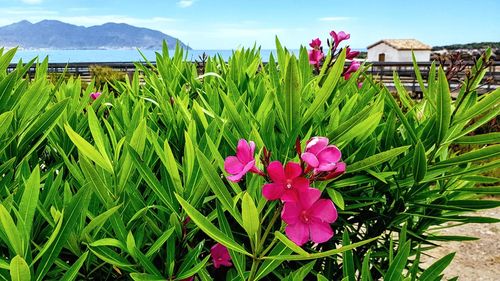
[0, 34, 499, 281]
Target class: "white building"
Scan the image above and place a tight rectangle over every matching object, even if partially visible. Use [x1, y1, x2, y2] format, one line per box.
[367, 39, 431, 62]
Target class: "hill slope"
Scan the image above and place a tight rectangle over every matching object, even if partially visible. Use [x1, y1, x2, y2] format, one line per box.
[0, 20, 190, 50]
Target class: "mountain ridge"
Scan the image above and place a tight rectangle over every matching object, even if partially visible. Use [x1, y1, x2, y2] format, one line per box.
[0, 20, 190, 50]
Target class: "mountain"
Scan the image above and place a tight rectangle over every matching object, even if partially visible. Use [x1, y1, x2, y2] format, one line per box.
[0, 20, 190, 50]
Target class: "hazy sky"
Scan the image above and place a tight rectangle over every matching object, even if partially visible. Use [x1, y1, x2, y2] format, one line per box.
[0, 0, 499, 49]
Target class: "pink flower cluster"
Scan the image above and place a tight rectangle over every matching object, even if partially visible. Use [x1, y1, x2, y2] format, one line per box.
[308, 38, 323, 68]
[307, 30, 361, 80]
[224, 137, 346, 246]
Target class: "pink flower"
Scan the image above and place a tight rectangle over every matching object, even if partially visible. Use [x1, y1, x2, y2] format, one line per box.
[343, 60, 361, 80]
[308, 38, 323, 66]
[262, 161, 310, 202]
[210, 243, 232, 269]
[224, 139, 261, 182]
[301, 137, 342, 173]
[90, 92, 102, 100]
[309, 38, 322, 49]
[357, 82, 363, 89]
[315, 162, 346, 181]
[308, 49, 324, 66]
[282, 188, 338, 246]
[345, 47, 360, 60]
[330, 31, 350, 46]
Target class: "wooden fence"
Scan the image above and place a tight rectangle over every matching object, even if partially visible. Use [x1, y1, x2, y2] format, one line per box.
[368, 61, 500, 94]
[7, 61, 500, 93]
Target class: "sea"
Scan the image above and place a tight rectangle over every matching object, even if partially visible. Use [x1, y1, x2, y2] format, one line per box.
[11, 49, 295, 63]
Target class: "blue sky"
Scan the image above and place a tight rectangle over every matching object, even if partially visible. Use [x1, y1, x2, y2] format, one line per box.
[0, 0, 499, 49]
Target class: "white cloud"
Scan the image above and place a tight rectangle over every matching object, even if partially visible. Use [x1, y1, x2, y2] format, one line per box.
[177, 0, 194, 8]
[21, 0, 43, 4]
[0, 7, 57, 16]
[318, 17, 353, 21]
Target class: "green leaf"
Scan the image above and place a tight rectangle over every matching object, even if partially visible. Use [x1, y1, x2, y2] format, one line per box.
[18, 98, 69, 151]
[64, 123, 114, 174]
[81, 205, 122, 239]
[454, 132, 500, 145]
[130, 273, 167, 281]
[385, 241, 411, 281]
[432, 144, 500, 167]
[90, 238, 126, 249]
[426, 235, 479, 242]
[412, 52, 433, 108]
[163, 139, 183, 194]
[329, 105, 372, 142]
[175, 194, 250, 256]
[60, 251, 89, 281]
[317, 274, 329, 281]
[219, 90, 247, 137]
[0, 204, 23, 256]
[361, 250, 372, 281]
[348, 146, 410, 173]
[18, 166, 40, 240]
[216, 203, 246, 280]
[290, 260, 316, 280]
[419, 253, 455, 281]
[241, 192, 259, 238]
[342, 231, 355, 281]
[31, 209, 64, 265]
[454, 88, 500, 123]
[196, 149, 242, 224]
[10, 255, 30, 281]
[263, 236, 379, 260]
[128, 146, 177, 213]
[327, 188, 345, 210]
[274, 231, 309, 256]
[436, 67, 451, 145]
[0, 111, 14, 138]
[254, 242, 293, 280]
[87, 106, 110, 163]
[284, 56, 301, 133]
[89, 246, 135, 272]
[35, 186, 90, 281]
[0, 258, 9, 270]
[175, 255, 210, 280]
[413, 141, 427, 183]
[383, 88, 418, 144]
[0, 47, 17, 73]
[303, 49, 345, 124]
[446, 200, 500, 210]
[79, 157, 113, 207]
[145, 227, 175, 258]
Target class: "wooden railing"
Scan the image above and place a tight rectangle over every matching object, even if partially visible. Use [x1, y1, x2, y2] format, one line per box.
[368, 61, 500, 93]
[7, 61, 500, 93]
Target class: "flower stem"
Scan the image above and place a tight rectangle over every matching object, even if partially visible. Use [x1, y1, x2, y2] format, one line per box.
[248, 258, 261, 281]
[257, 205, 282, 253]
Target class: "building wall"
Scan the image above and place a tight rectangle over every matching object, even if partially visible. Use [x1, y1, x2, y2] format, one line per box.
[367, 43, 398, 61]
[367, 43, 430, 62]
[396, 50, 430, 62]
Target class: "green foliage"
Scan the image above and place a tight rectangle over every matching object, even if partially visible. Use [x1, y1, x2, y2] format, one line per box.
[0, 41, 498, 281]
[89, 64, 126, 89]
[432, 41, 500, 51]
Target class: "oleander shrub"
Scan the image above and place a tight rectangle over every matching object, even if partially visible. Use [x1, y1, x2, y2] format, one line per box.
[0, 36, 498, 281]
